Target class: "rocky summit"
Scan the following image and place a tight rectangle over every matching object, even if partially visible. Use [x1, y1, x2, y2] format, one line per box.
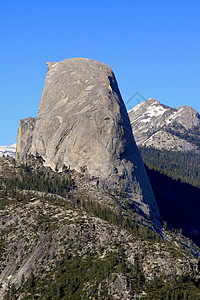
[128, 98, 200, 152]
[16, 58, 160, 224]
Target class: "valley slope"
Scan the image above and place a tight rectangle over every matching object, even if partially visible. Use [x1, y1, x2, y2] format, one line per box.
[128, 99, 200, 245]
[1, 156, 200, 299]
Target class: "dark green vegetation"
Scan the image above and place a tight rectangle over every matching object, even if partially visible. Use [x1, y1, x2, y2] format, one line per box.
[6, 251, 200, 300]
[139, 146, 200, 189]
[139, 146, 200, 247]
[1, 157, 200, 299]
[8, 252, 143, 299]
[146, 166, 200, 246]
[1, 162, 75, 198]
[0, 158, 161, 243]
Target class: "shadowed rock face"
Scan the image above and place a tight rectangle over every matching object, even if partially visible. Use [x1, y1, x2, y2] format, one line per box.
[18, 58, 160, 223]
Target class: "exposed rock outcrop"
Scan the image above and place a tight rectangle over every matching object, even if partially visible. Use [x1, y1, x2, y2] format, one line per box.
[16, 117, 36, 160]
[16, 58, 160, 223]
[0, 157, 199, 299]
[143, 130, 198, 152]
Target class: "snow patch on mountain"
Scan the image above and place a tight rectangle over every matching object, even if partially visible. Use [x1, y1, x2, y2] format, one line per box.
[128, 98, 200, 152]
[0, 143, 16, 157]
[144, 102, 168, 118]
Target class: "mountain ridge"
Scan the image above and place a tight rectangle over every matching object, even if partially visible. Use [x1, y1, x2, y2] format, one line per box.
[128, 98, 200, 152]
[0, 144, 16, 158]
[128, 99, 200, 247]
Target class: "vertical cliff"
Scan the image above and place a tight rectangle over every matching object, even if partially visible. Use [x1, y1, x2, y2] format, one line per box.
[16, 58, 160, 224]
[16, 117, 36, 160]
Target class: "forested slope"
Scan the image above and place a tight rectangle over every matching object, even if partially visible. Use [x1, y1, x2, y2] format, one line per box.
[1, 157, 200, 299]
[139, 146, 200, 189]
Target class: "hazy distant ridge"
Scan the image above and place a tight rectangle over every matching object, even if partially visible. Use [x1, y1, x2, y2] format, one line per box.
[0, 143, 16, 157]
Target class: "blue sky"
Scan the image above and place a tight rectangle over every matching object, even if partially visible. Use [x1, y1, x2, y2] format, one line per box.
[1, 0, 200, 145]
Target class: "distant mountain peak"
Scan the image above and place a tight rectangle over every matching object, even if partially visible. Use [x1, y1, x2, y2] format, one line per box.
[0, 143, 16, 157]
[128, 99, 200, 152]
[147, 98, 160, 103]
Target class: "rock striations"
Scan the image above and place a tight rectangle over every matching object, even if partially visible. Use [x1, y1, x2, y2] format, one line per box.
[16, 58, 160, 223]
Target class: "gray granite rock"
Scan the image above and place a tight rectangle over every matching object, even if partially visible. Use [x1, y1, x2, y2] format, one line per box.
[18, 58, 160, 223]
[16, 117, 36, 160]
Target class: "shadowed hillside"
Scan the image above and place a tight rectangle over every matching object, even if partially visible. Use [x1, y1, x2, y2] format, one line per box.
[146, 165, 200, 246]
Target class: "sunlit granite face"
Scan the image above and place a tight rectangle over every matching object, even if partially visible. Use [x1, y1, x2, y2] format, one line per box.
[17, 58, 161, 224]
